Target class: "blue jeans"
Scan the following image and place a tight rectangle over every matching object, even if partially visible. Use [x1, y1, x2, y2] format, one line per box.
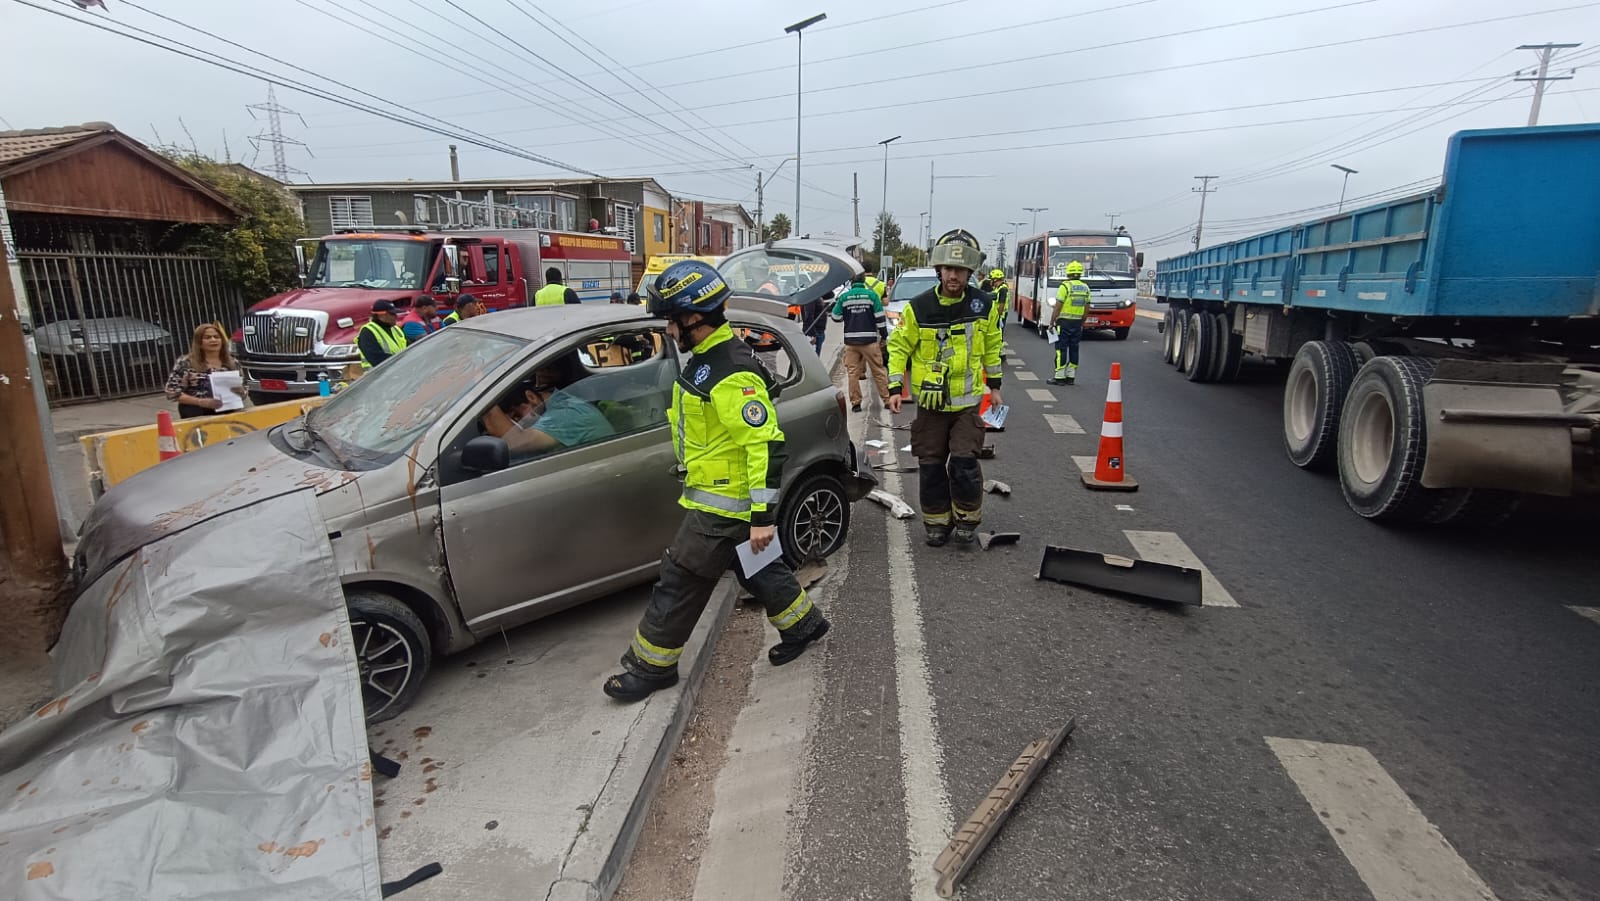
[1055, 320, 1082, 372]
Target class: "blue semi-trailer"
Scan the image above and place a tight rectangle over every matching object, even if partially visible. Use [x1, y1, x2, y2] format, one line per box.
[1151, 123, 1600, 524]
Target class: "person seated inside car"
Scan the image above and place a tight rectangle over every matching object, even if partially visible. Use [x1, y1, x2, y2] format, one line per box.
[481, 351, 615, 457]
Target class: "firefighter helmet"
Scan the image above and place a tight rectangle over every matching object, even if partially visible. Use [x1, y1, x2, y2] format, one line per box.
[930, 228, 984, 272]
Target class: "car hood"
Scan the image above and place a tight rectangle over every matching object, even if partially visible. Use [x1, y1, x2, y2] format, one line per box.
[76, 427, 357, 587]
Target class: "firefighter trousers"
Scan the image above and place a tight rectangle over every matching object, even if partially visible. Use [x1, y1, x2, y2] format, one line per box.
[909, 406, 985, 528]
[622, 509, 825, 677]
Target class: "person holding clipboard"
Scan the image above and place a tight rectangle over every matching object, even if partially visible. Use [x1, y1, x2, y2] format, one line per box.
[163, 323, 245, 418]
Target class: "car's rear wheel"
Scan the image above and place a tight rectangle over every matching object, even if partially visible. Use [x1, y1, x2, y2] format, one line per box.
[347, 590, 432, 724]
[778, 473, 851, 566]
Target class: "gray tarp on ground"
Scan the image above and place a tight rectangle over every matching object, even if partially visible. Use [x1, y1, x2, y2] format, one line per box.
[0, 490, 382, 901]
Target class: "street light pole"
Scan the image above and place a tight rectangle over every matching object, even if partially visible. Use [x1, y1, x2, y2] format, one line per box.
[927, 164, 993, 252]
[918, 211, 929, 255]
[785, 13, 826, 237]
[877, 135, 901, 280]
[1007, 220, 1026, 269]
[1023, 206, 1048, 235]
[1331, 164, 1358, 213]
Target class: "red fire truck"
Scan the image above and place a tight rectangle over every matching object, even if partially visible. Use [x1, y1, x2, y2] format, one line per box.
[236, 224, 630, 402]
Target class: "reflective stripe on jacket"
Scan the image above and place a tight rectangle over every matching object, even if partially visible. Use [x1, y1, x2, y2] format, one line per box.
[670, 323, 787, 525]
[1056, 279, 1090, 320]
[358, 320, 408, 368]
[885, 286, 1004, 410]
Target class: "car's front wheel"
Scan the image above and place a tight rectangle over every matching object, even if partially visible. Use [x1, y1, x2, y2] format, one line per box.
[778, 473, 851, 567]
[347, 590, 432, 724]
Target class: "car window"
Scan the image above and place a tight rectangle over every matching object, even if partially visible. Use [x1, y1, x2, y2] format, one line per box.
[720, 248, 833, 298]
[464, 327, 678, 471]
[731, 319, 803, 389]
[479, 245, 501, 286]
[307, 327, 526, 469]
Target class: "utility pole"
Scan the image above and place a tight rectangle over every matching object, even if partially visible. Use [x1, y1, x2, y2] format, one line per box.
[1192, 175, 1218, 249]
[246, 83, 309, 182]
[1331, 164, 1358, 212]
[1515, 42, 1580, 126]
[449, 144, 460, 182]
[1105, 212, 1121, 230]
[852, 172, 860, 238]
[0, 239, 68, 654]
[1023, 206, 1048, 235]
[755, 171, 764, 242]
[927, 161, 936, 254]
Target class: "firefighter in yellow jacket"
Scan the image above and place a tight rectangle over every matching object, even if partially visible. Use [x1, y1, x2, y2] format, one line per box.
[605, 260, 829, 701]
[886, 229, 1005, 546]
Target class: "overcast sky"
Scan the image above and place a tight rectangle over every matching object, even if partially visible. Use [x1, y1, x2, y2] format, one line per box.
[3, 0, 1596, 261]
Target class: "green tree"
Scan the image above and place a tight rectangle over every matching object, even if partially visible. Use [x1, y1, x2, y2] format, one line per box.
[763, 213, 792, 241]
[160, 151, 307, 301]
[863, 211, 904, 274]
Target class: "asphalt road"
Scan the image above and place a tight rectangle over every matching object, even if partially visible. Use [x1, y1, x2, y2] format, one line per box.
[777, 313, 1600, 901]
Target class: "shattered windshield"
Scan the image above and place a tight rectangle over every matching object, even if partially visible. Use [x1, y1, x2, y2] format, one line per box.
[308, 239, 433, 290]
[307, 327, 525, 468]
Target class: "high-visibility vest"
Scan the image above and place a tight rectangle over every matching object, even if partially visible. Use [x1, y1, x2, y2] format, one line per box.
[358, 320, 408, 368]
[1056, 279, 1090, 320]
[534, 283, 568, 306]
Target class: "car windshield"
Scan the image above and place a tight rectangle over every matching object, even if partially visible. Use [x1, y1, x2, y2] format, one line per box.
[307, 326, 525, 468]
[720, 248, 836, 298]
[889, 275, 938, 301]
[308, 239, 433, 290]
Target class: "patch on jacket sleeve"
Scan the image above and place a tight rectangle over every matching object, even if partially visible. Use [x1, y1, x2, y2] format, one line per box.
[741, 400, 768, 426]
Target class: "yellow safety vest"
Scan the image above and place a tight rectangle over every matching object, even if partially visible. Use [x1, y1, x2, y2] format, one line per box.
[886, 289, 1003, 410]
[670, 324, 785, 524]
[1056, 279, 1090, 320]
[534, 283, 569, 306]
[358, 320, 408, 368]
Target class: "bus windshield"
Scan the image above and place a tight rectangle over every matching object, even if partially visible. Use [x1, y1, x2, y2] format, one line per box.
[308, 239, 434, 290]
[1048, 247, 1133, 285]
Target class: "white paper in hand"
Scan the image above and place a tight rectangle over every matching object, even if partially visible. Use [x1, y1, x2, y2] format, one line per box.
[736, 534, 784, 576]
[209, 370, 245, 411]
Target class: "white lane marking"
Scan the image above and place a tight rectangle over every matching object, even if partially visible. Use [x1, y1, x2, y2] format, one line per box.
[1013, 371, 1040, 381]
[1567, 606, 1600, 627]
[692, 585, 830, 900]
[1122, 531, 1240, 608]
[1044, 414, 1085, 435]
[1267, 738, 1500, 901]
[882, 423, 953, 900]
[1026, 388, 1058, 403]
[1115, 504, 1135, 512]
[1072, 455, 1097, 474]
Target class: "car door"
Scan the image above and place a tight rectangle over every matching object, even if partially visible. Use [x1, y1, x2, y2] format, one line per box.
[436, 325, 682, 634]
[464, 243, 513, 311]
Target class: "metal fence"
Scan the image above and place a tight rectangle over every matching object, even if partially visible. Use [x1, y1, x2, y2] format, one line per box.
[18, 251, 245, 404]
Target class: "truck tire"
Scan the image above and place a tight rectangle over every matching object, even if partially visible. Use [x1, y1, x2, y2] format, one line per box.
[347, 589, 433, 725]
[1221, 326, 1245, 383]
[1183, 311, 1213, 382]
[1336, 355, 1447, 522]
[1205, 311, 1230, 381]
[1283, 340, 1359, 470]
[1161, 309, 1179, 363]
[778, 473, 851, 566]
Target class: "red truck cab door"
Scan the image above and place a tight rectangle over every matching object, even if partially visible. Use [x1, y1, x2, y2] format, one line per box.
[454, 240, 523, 311]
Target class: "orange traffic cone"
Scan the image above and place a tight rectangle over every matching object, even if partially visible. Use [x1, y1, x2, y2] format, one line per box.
[156, 410, 181, 462]
[1081, 363, 1138, 491]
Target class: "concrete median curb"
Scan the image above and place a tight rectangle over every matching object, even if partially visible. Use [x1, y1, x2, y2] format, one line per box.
[544, 575, 738, 901]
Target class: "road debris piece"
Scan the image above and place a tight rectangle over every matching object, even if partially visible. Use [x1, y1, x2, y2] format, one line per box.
[873, 462, 918, 473]
[976, 531, 1020, 551]
[1038, 545, 1202, 606]
[866, 489, 916, 520]
[983, 479, 1011, 496]
[381, 862, 443, 896]
[864, 439, 887, 449]
[933, 717, 1077, 898]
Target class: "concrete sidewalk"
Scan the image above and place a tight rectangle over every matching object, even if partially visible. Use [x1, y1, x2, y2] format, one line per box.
[48, 392, 171, 526]
[368, 578, 736, 901]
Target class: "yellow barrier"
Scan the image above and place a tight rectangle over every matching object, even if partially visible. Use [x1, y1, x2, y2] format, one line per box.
[82, 397, 328, 492]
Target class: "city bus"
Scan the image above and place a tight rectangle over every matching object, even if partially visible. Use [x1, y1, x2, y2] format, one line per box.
[1013, 228, 1144, 340]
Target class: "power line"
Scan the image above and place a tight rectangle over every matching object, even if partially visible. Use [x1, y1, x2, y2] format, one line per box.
[44, 0, 602, 175]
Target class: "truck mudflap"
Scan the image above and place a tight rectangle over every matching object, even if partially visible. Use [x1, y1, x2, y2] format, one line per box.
[1422, 360, 1599, 496]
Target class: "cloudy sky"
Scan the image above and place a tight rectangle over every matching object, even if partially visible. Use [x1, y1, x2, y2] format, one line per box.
[4, 0, 1596, 261]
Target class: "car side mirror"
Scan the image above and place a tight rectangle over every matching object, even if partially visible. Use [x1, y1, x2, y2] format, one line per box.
[294, 243, 308, 285]
[1135, 252, 1145, 269]
[461, 435, 510, 473]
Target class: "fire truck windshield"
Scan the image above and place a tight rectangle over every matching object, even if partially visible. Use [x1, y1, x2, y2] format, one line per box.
[308, 239, 433, 290]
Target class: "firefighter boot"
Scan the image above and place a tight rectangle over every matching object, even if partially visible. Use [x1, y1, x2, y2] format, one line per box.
[602, 668, 680, 702]
[769, 616, 831, 666]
